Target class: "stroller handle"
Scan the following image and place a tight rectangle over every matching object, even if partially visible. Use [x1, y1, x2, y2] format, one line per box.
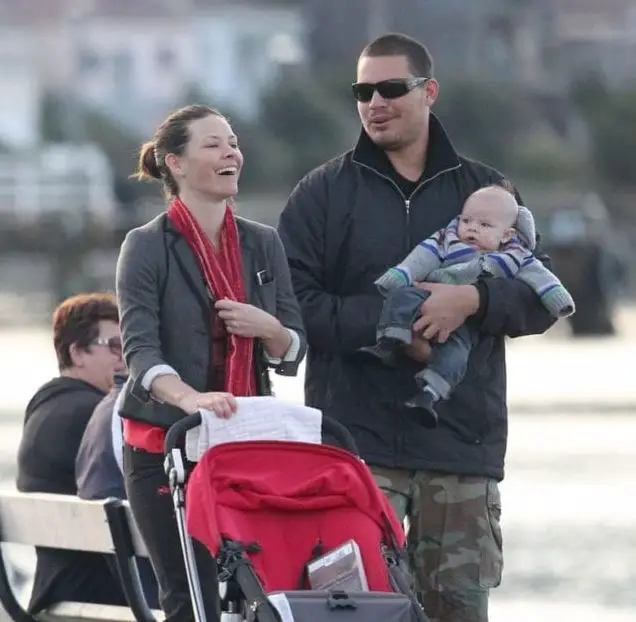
[164, 412, 203, 456]
[321, 415, 359, 455]
[163, 410, 360, 457]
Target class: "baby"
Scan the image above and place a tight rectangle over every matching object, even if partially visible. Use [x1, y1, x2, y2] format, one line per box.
[361, 185, 575, 427]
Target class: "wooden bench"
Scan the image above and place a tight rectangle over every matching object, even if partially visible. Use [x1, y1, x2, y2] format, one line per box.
[0, 491, 164, 622]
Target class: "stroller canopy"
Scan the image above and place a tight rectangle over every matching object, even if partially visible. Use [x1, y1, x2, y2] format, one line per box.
[186, 440, 405, 593]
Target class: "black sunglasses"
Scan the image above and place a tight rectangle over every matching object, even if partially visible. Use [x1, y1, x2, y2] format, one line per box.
[92, 336, 122, 356]
[351, 77, 430, 103]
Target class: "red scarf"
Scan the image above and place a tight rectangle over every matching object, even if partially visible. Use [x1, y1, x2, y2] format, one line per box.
[167, 197, 256, 396]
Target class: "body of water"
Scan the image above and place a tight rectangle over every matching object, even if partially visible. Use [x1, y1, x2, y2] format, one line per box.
[1, 318, 635, 622]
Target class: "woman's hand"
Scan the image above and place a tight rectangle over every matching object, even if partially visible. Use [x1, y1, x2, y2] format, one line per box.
[215, 299, 280, 339]
[178, 391, 237, 419]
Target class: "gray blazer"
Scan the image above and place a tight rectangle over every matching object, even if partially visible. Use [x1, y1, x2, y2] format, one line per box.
[115, 212, 306, 428]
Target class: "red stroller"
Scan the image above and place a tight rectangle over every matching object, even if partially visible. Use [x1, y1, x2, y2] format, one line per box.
[163, 401, 429, 622]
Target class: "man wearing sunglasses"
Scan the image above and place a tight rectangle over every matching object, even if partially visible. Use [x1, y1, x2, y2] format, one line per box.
[278, 33, 556, 622]
[16, 293, 127, 614]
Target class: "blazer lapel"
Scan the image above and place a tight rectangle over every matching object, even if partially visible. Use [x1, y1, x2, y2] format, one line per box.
[165, 219, 211, 310]
[238, 222, 257, 305]
[165, 215, 261, 309]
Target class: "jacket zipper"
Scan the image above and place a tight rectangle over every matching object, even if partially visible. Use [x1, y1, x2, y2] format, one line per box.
[353, 161, 412, 248]
[353, 159, 462, 249]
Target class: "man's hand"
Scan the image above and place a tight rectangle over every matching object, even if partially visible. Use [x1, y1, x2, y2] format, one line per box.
[413, 283, 480, 343]
[401, 331, 432, 362]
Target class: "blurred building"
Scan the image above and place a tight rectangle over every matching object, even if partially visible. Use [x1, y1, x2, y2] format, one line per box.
[0, 144, 117, 230]
[0, 0, 306, 224]
[0, 0, 120, 226]
[63, 0, 194, 136]
[304, 0, 636, 90]
[1, 0, 634, 149]
[0, 27, 41, 149]
[192, 1, 305, 120]
[0, 1, 57, 150]
[546, 0, 636, 88]
[303, 0, 554, 86]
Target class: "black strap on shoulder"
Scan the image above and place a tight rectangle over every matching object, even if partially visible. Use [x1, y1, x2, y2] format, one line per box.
[161, 214, 209, 313]
[160, 215, 171, 309]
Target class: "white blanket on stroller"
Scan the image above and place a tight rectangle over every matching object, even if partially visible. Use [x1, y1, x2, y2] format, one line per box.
[184, 396, 323, 462]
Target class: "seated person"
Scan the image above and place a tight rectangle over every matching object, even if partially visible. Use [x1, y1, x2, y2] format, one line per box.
[16, 293, 128, 614]
[75, 372, 160, 609]
[76, 373, 128, 501]
[361, 185, 575, 425]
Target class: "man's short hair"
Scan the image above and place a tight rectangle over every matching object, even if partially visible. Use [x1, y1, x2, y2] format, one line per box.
[53, 293, 119, 370]
[360, 33, 434, 78]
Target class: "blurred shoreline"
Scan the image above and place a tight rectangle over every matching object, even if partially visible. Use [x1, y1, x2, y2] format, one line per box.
[2, 302, 635, 417]
[0, 316, 634, 622]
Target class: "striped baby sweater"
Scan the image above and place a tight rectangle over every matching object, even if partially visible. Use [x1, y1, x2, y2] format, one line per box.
[375, 207, 575, 318]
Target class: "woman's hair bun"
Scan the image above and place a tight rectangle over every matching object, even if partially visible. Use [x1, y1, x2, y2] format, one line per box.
[136, 141, 162, 180]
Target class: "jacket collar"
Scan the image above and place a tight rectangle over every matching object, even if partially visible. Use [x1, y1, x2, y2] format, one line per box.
[351, 112, 461, 183]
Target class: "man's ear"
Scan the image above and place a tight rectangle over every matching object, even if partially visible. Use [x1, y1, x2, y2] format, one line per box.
[68, 343, 85, 368]
[425, 78, 439, 106]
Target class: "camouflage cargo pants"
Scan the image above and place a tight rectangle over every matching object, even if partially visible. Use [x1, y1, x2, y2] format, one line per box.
[372, 467, 503, 622]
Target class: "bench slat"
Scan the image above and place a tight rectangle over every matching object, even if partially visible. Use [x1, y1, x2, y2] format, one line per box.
[0, 492, 164, 622]
[0, 492, 148, 557]
[0, 492, 113, 553]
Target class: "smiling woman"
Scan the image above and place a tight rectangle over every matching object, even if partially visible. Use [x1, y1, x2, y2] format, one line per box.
[115, 104, 307, 622]
[135, 105, 242, 205]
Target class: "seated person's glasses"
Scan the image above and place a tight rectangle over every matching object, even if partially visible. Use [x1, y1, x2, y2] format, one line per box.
[92, 336, 122, 356]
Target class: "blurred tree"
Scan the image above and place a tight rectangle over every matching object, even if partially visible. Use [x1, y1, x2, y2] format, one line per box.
[39, 92, 68, 142]
[512, 128, 587, 184]
[433, 81, 525, 170]
[181, 84, 292, 192]
[83, 109, 140, 176]
[81, 105, 156, 221]
[571, 78, 636, 189]
[319, 68, 360, 113]
[259, 75, 359, 184]
[40, 90, 141, 179]
[39, 90, 153, 227]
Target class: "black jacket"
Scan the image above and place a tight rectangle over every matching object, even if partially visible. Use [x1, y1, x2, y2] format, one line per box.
[17, 378, 105, 495]
[277, 115, 556, 480]
[16, 377, 127, 613]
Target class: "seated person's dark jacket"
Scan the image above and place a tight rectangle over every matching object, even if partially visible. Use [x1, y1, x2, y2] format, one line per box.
[75, 381, 160, 609]
[16, 378, 127, 613]
[76, 383, 126, 501]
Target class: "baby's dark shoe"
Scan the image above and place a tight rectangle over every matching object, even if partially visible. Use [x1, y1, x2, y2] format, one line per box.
[405, 390, 439, 428]
[358, 338, 399, 367]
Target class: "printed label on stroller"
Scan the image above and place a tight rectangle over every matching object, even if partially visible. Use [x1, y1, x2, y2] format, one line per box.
[306, 539, 369, 592]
